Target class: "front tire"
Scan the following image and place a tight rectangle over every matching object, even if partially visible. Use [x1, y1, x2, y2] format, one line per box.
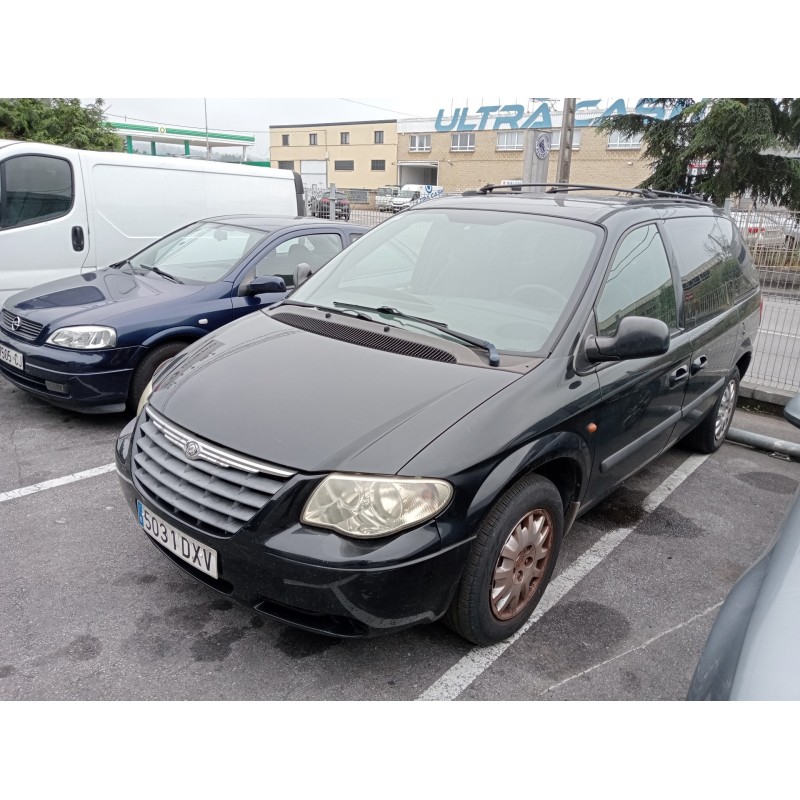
[444, 474, 564, 646]
[684, 367, 740, 454]
[127, 342, 187, 415]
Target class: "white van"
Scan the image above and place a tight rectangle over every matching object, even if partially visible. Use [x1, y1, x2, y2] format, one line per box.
[390, 184, 444, 213]
[0, 140, 305, 305]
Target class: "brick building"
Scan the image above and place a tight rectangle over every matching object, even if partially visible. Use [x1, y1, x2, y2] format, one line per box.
[269, 101, 655, 195]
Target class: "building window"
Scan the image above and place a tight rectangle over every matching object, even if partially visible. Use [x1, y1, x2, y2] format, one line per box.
[309, 133, 317, 145]
[278, 161, 294, 170]
[409, 134, 431, 152]
[549, 129, 582, 150]
[374, 130, 384, 144]
[340, 132, 350, 145]
[608, 131, 643, 150]
[334, 160, 354, 171]
[451, 133, 475, 152]
[496, 131, 524, 151]
[371, 160, 386, 171]
[281, 134, 289, 146]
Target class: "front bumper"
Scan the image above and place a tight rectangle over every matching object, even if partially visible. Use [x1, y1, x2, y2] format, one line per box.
[115, 418, 469, 638]
[0, 330, 139, 412]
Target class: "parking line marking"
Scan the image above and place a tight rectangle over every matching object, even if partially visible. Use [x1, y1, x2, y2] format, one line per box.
[537, 601, 723, 696]
[417, 453, 710, 701]
[0, 463, 116, 504]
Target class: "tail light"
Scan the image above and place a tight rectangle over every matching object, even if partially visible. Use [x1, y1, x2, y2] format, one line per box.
[748, 226, 764, 233]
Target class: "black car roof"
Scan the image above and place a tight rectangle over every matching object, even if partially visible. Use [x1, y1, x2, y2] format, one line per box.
[201, 214, 364, 233]
[419, 190, 723, 226]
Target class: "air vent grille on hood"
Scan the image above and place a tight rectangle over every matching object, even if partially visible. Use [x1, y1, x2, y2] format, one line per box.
[271, 311, 458, 364]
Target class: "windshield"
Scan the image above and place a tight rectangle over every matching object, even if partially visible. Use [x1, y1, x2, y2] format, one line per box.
[290, 208, 602, 354]
[128, 222, 268, 283]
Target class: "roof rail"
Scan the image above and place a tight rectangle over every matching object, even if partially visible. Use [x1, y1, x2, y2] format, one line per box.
[463, 183, 710, 204]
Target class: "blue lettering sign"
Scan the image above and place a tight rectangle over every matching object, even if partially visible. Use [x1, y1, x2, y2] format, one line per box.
[458, 108, 477, 131]
[634, 99, 665, 120]
[493, 105, 525, 130]
[520, 103, 552, 129]
[574, 99, 601, 127]
[600, 98, 629, 120]
[434, 108, 461, 132]
[475, 105, 501, 130]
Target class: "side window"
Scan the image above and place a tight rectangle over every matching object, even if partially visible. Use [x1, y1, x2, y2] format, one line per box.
[252, 233, 343, 286]
[349, 233, 364, 244]
[0, 156, 74, 229]
[596, 224, 677, 337]
[665, 216, 759, 328]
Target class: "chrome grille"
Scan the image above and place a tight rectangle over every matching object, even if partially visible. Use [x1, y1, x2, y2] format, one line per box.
[1, 309, 44, 342]
[132, 406, 294, 536]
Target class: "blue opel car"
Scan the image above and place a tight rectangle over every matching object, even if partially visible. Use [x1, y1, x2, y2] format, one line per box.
[0, 215, 368, 414]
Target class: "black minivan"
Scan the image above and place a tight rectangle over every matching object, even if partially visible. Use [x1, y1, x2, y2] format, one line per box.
[115, 185, 761, 645]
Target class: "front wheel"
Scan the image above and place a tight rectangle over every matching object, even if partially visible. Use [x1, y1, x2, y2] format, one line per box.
[444, 474, 564, 646]
[127, 341, 187, 416]
[684, 367, 740, 454]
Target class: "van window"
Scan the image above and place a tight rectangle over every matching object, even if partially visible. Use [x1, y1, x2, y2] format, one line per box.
[665, 216, 759, 327]
[0, 155, 73, 229]
[596, 224, 677, 337]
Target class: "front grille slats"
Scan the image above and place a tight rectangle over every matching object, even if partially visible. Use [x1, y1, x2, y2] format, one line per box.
[132, 407, 294, 537]
[136, 433, 273, 508]
[1, 309, 44, 342]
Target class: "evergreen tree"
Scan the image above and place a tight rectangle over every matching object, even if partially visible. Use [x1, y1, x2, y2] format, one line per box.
[0, 98, 122, 152]
[595, 98, 800, 209]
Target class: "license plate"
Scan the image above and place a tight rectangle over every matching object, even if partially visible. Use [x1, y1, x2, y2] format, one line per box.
[137, 500, 218, 579]
[0, 343, 23, 371]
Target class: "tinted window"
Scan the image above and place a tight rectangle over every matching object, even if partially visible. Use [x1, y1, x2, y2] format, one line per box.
[0, 156, 73, 228]
[253, 232, 343, 286]
[665, 216, 760, 327]
[596, 224, 677, 337]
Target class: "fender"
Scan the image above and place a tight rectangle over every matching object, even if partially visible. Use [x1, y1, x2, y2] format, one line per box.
[438, 430, 592, 549]
[139, 326, 206, 349]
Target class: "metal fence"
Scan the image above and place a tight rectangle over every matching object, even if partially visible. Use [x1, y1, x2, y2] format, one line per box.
[303, 188, 800, 394]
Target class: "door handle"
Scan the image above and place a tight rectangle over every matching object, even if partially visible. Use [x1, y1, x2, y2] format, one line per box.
[71, 226, 84, 252]
[669, 365, 689, 387]
[691, 355, 708, 374]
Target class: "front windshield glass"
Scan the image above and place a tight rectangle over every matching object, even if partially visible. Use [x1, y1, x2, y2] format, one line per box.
[128, 222, 268, 283]
[290, 208, 603, 354]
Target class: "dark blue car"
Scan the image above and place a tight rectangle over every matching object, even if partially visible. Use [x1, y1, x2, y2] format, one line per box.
[0, 215, 368, 414]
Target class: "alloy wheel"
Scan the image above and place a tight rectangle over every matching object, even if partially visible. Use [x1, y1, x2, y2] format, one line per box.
[714, 379, 737, 441]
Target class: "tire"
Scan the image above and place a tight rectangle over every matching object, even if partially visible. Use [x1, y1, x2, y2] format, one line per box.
[683, 367, 740, 454]
[127, 341, 187, 415]
[444, 473, 564, 646]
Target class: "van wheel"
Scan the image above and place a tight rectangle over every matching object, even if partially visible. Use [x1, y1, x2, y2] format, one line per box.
[684, 367, 740, 454]
[444, 474, 564, 646]
[127, 342, 187, 415]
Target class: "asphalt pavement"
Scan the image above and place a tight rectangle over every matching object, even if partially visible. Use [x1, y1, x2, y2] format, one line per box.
[0, 378, 797, 701]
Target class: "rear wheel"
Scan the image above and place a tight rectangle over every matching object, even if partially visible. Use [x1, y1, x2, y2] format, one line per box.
[684, 367, 740, 454]
[127, 342, 187, 415]
[444, 474, 564, 646]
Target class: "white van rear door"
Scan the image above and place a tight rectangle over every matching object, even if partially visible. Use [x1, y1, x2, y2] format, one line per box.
[0, 147, 89, 303]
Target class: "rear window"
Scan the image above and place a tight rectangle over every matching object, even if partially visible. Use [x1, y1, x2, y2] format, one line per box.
[665, 215, 759, 327]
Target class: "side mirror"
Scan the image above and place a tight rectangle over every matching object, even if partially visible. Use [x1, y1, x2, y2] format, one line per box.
[293, 262, 314, 288]
[784, 395, 800, 429]
[248, 275, 286, 295]
[585, 316, 670, 363]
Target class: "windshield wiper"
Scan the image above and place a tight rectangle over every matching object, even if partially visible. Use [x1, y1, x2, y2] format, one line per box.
[140, 264, 184, 284]
[333, 301, 500, 367]
[275, 299, 374, 322]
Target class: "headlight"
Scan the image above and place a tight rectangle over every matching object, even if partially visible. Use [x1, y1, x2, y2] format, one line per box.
[46, 326, 116, 349]
[301, 474, 453, 538]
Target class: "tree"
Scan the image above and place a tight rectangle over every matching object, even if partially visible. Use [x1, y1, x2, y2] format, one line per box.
[595, 98, 800, 210]
[0, 98, 122, 152]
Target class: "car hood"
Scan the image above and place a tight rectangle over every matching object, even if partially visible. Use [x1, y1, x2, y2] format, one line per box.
[6, 269, 207, 328]
[149, 311, 520, 474]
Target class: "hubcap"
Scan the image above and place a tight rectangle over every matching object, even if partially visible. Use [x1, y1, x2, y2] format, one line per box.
[491, 509, 553, 621]
[714, 379, 737, 441]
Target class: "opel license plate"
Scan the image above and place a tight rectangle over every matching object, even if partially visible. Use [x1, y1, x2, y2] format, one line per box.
[0, 343, 23, 371]
[137, 500, 218, 579]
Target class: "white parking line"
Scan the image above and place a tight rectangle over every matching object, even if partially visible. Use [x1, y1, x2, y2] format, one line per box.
[538, 601, 722, 696]
[418, 453, 710, 701]
[0, 463, 116, 504]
